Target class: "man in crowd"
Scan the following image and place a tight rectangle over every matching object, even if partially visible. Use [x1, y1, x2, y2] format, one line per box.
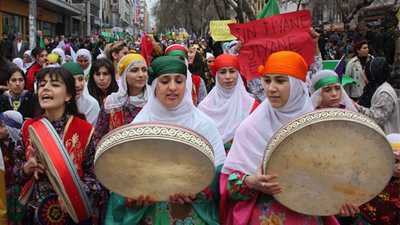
[35, 30, 42, 48]
[0, 33, 12, 61]
[12, 33, 29, 59]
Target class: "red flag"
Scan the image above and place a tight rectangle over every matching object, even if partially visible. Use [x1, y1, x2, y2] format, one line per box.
[140, 34, 154, 67]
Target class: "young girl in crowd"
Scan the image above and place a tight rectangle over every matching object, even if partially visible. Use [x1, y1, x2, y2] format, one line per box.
[87, 58, 119, 107]
[104, 41, 129, 86]
[0, 68, 38, 119]
[310, 69, 357, 111]
[198, 54, 258, 154]
[25, 47, 47, 92]
[61, 62, 100, 127]
[13, 67, 100, 224]
[220, 51, 359, 225]
[105, 56, 226, 225]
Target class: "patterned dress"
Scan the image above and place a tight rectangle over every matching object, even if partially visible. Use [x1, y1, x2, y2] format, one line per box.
[1, 140, 25, 224]
[13, 115, 101, 225]
[352, 177, 400, 225]
[226, 171, 325, 225]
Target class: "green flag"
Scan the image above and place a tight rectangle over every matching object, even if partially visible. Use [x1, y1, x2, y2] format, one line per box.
[257, 0, 280, 19]
[40, 37, 45, 48]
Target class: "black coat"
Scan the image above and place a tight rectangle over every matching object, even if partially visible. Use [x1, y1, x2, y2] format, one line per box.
[0, 91, 38, 119]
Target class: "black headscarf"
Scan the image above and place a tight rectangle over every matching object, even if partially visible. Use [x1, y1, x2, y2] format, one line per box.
[357, 58, 391, 108]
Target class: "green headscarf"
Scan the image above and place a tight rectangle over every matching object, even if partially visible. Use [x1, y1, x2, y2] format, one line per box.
[147, 56, 187, 85]
[61, 62, 84, 76]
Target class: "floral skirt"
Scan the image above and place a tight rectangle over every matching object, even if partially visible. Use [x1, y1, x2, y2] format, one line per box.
[6, 185, 26, 225]
[249, 194, 324, 225]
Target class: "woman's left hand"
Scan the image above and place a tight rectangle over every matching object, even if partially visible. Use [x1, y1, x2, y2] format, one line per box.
[58, 196, 69, 214]
[169, 193, 197, 205]
[339, 203, 360, 217]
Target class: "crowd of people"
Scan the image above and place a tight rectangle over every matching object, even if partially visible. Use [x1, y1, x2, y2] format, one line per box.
[0, 24, 398, 225]
[315, 24, 396, 66]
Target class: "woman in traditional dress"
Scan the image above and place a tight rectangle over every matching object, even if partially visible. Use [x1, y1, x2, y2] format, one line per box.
[351, 133, 400, 225]
[104, 41, 129, 86]
[93, 54, 149, 223]
[220, 51, 359, 225]
[188, 45, 215, 93]
[198, 54, 259, 155]
[25, 47, 47, 92]
[22, 50, 34, 71]
[352, 58, 399, 134]
[13, 67, 101, 224]
[165, 44, 207, 106]
[87, 58, 119, 107]
[310, 69, 357, 111]
[105, 56, 226, 225]
[60, 62, 100, 127]
[0, 110, 25, 224]
[76, 49, 92, 81]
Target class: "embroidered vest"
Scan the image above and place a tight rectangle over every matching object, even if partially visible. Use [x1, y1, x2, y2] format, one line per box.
[20, 115, 94, 204]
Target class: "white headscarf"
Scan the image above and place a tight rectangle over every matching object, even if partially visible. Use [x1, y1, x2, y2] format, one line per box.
[0, 110, 23, 144]
[76, 49, 92, 77]
[222, 76, 313, 174]
[133, 77, 226, 166]
[23, 50, 33, 70]
[104, 56, 149, 112]
[77, 84, 100, 127]
[12, 58, 25, 73]
[198, 71, 255, 143]
[52, 48, 66, 64]
[310, 70, 357, 111]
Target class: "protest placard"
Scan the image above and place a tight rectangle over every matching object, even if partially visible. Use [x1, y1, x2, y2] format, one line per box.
[210, 20, 237, 41]
[229, 10, 314, 80]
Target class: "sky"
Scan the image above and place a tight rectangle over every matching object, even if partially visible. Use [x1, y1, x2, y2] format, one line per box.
[146, 0, 156, 26]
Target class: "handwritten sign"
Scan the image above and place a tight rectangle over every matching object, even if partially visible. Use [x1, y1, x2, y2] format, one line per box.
[210, 20, 237, 41]
[229, 10, 314, 80]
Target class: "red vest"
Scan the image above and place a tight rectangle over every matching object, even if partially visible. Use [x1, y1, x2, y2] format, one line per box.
[20, 115, 94, 203]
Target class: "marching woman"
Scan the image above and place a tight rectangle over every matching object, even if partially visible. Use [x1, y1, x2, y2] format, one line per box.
[165, 44, 207, 106]
[13, 67, 101, 224]
[61, 62, 100, 127]
[352, 58, 399, 134]
[93, 54, 149, 223]
[76, 49, 92, 81]
[87, 58, 119, 107]
[198, 54, 259, 154]
[220, 51, 359, 225]
[310, 70, 357, 111]
[105, 56, 226, 225]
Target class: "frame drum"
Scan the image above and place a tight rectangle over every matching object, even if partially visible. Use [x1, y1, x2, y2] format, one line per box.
[95, 122, 215, 201]
[263, 109, 394, 216]
[29, 119, 93, 223]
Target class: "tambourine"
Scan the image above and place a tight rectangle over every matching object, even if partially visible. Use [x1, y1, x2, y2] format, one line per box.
[29, 119, 93, 223]
[263, 109, 394, 216]
[95, 122, 215, 201]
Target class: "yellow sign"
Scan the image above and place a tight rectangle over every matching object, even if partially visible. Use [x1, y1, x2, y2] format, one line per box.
[210, 20, 237, 41]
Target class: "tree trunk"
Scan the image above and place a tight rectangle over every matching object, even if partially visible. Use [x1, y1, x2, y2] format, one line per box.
[213, 0, 225, 20]
[242, 0, 257, 21]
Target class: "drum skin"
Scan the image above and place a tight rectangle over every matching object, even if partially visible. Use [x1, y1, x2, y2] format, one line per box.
[95, 122, 215, 201]
[29, 119, 93, 223]
[263, 109, 394, 216]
